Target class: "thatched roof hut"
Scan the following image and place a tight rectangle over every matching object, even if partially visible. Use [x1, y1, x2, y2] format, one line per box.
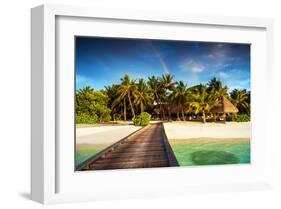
[211, 96, 238, 114]
[153, 104, 180, 115]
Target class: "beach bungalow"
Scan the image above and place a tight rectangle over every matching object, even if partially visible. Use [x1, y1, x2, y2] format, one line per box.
[210, 96, 238, 121]
[152, 96, 238, 122]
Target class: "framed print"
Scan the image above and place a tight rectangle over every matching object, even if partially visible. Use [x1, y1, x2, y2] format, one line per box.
[31, 4, 274, 204]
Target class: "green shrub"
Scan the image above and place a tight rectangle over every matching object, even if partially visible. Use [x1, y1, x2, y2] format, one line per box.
[76, 113, 98, 124]
[133, 112, 151, 126]
[76, 87, 111, 123]
[234, 114, 250, 122]
[99, 113, 111, 122]
[93, 103, 111, 122]
[225, 114, 250, 122]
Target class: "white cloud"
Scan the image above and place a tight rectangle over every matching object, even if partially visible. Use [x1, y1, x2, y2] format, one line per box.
[180, 59, 205, 73]
[191, 66, 205, 73]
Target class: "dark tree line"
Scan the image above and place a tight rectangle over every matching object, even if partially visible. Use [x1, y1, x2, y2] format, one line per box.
[76, 74, 250, 123]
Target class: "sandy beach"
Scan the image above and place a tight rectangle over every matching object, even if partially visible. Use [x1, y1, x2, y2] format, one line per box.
[163, 121, 251, 139]
[77, 122, 251, 144]
[76, 125, 141, 145]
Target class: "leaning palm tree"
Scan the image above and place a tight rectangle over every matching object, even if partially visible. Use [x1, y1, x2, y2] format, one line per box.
[190, 84, 219, 123]
[230, 89, 250, 114]
[112, 74, 136, 120]
[134, 78, 153, 113]
[171, 81, 188, 121]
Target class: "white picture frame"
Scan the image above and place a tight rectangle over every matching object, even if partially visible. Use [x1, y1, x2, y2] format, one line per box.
[31, 4, 274, 204]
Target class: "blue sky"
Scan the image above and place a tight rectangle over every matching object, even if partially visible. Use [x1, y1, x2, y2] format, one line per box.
[76, 37, 250, 92]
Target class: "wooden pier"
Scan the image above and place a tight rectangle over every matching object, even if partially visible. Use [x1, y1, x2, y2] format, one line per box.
[77, 123, 179, 171]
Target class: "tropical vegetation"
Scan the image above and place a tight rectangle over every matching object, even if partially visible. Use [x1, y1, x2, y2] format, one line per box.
[76, 74, 251, 124]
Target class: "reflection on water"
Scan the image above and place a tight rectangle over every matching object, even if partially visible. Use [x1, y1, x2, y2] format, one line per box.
[191, 150, 239, 165]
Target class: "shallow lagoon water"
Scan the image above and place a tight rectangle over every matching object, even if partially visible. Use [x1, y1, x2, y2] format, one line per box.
[76, 138, 250, 168]
[170, 138, 250, 166]
[76, 143, 108, 167]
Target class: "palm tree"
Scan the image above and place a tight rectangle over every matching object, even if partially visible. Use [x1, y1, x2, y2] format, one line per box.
[230, 89, 250, 114]
[171, 81, 188, 120]
[134, 79, 153, 113]
[112, 74, 136, 120]
[147, 76, 162, 119]
[161, 74, 175, 91]
[147, 76, 161, 104]
[207, 77, 228, 120]
[207, 77, 228, 100]
[77, 86, 94, 94]
[105, 84, 122, 121]
[190, 84, 219, 123]
[160, 74, 175, 120]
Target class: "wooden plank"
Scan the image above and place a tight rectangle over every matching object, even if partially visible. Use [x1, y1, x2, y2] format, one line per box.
[89, 161, 170, 170]
[113, 146, 165, 151]
[104, 152, 167, 158]
[96, 156, 168, 163]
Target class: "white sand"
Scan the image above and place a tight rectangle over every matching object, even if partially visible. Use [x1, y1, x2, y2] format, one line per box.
[76, 125, 141, 145]
[164, 121, 251, 139]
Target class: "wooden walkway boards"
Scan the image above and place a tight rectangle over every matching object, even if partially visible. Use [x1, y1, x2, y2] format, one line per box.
[77, 123, 179, 171]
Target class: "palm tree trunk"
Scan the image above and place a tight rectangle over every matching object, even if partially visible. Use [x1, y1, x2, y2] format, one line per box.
[128, 95, 135, 119]
[140, 102, 144, 113]
[159, 104, 163, 120]
[123, 99, 126, 121]
[161, 104, 165, 120]
[168, 105, 171, 121]
[177, 103, 180, 120]
[181, 107, 185, 121]
[177, 110, 180, 120]
[202, 110, 206, 123]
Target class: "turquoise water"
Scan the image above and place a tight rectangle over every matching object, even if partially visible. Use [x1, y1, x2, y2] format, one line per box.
[170, 138, 250, 166]
[76, 139, 250, 168]
[75, 143, 107, 167]
[76, 150, 99, 166]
